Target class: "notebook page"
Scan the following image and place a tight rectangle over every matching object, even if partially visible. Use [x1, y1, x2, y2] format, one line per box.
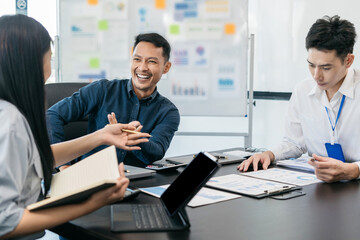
[50, 146, 119, 197]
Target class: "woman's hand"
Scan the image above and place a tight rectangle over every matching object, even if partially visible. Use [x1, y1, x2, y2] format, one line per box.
[100, 123, 150, 151]
[87, 163, 129, 208]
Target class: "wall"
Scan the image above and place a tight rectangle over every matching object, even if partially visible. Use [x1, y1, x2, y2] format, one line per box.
[2, 0, 358, 158]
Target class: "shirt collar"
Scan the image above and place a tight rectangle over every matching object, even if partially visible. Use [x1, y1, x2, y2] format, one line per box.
[338, 68, 355, 99]
[127, 78, 158, 103]
[308, 68, 355, 100]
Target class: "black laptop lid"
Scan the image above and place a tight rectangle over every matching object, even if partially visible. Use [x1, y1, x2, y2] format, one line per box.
[160, 152, 219, 216]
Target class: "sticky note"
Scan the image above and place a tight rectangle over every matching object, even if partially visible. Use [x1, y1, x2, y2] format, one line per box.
[169, 24, 180, 35]
[224, 23, 236, 35]
[89, 58, 100, 68]
[88, 0, 98, 5]
[155, 0, 166, 9]
[98, 20, 109, 30]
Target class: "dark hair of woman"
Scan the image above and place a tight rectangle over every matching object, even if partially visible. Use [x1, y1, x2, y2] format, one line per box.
[0, 14, 54, 195]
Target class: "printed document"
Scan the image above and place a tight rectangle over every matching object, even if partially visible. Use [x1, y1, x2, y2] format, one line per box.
[140, 185, 240, 207]
[241, 168, 321, 186]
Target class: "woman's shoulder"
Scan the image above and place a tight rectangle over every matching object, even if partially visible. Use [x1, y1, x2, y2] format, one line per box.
[0, 100, 28, 131]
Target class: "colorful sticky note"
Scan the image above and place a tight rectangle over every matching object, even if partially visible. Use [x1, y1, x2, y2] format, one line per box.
[155, 0, 166, 9]
[88, 0, 98, 5]
[224, 23, 236, 35]
[89, 58, 100, 68]
[169, 24, 180, 35]
[98, 20, 109, 30]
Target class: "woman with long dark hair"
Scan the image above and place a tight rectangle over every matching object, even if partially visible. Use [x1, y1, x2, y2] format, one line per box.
[0, 14, 150, 239]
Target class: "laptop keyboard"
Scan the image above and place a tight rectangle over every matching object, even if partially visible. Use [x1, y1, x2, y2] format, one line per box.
[132, 204, 172, 229]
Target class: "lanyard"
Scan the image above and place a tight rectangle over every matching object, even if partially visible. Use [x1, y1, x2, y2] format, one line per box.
[325, 95, 345, 143]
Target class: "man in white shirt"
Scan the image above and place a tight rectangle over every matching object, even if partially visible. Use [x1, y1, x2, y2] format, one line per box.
[238, 15, 360, 183]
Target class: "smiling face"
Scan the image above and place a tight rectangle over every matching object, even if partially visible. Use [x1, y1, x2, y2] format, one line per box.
[131, 41, 171, 100]
[307, 48, 354, 100]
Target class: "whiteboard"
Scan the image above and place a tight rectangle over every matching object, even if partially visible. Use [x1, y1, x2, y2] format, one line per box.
[249, 0, 360, 92]
[57, 0, 249, 116]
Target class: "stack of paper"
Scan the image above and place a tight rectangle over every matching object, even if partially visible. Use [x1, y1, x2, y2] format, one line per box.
[276, 157, 315, 173]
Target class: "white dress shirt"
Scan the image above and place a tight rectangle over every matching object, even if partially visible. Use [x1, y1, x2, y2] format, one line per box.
[0, 100, 44, 239]
[271, 68, 360, 170]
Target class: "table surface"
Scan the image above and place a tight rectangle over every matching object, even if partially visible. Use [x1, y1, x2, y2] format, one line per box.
[52, 160, 360, 240]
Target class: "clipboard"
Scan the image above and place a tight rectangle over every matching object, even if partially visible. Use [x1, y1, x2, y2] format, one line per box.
[205, 174, 303, 199]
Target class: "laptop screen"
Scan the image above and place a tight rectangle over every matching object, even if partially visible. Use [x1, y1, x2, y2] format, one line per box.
[160, 152, 219, 216]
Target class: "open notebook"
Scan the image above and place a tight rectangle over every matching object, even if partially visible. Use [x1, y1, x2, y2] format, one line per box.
[27, 146, 119, 211]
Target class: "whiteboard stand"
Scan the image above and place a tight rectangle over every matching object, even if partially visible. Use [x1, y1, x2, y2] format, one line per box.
[175, 34, 255, 149]
[54, 35, 60, 83]
[246, 34, 255, 148]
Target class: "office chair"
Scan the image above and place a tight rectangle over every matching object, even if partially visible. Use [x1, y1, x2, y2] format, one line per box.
[45, 82, 89, 141]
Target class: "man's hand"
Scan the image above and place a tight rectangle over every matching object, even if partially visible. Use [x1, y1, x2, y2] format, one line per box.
[308, 154, 360, 182]
[107, 112, 143, 132]
[107, 112, 118, 124]
[237, 150, 274, 172]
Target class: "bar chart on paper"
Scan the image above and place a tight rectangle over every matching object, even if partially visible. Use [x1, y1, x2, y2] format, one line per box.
[242, 168, 321, 186]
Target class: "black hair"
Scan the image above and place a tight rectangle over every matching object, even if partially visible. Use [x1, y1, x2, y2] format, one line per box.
[306, 15, 357, 61]
[133, 33, 171, 62]
[0, 14, 54, 195]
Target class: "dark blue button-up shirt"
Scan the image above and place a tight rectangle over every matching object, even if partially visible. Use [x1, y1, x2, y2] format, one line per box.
[47, 79, 180, 166]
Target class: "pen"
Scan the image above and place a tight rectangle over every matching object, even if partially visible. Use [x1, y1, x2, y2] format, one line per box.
[122, 129, 152, 137]
[124, 170, 131, 173]
[264, 186, 291, 194]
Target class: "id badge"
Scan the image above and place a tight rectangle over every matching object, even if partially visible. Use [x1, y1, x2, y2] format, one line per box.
[325, 143, 345, 162]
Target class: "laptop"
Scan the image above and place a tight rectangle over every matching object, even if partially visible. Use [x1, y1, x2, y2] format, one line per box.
[110, 152, 220, 232]
[124, 165, 156, 179]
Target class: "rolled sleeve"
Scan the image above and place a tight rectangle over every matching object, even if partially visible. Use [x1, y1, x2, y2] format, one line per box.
[0, 203, 24, 236]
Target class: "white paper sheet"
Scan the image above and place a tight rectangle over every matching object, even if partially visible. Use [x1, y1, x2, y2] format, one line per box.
[140, 185, 240, 207]
[242, 168, 321, 186]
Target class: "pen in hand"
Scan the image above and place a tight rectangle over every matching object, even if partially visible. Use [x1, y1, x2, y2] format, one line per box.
[308, 157, 318, 167]
[122, 128, 152, 137]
